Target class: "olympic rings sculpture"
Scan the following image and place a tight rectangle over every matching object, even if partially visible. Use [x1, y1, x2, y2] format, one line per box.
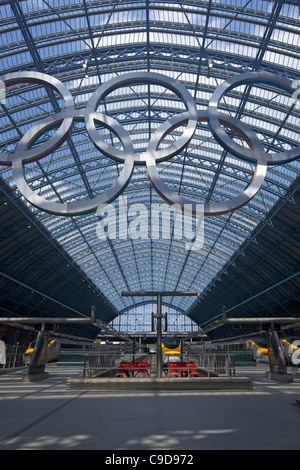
[0, 70, 299, 217]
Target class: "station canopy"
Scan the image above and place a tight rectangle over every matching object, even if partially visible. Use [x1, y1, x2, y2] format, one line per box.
[0, 0, 299, 341]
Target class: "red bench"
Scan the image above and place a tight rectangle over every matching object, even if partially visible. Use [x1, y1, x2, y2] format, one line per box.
[116, 360, 150, 378]
[164, 360, 200, 377]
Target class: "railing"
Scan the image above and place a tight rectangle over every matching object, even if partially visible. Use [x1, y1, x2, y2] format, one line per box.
[79, 352, 236, 379]
[187, 347, 254, 366]
[162, 354, 235, 378]
[83, 353, 117, 378]
[83, 353, 149, 378]
[1, 345, 26, 370]
[196, 353, 236, 377]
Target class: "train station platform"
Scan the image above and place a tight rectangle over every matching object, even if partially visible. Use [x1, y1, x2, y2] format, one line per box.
[0, 363, 300, 450]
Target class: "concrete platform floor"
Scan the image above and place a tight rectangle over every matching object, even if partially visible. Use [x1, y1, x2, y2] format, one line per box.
[0, 363, 300, 450]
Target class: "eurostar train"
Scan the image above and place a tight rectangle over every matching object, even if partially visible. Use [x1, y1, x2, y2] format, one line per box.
[246, 338, 269, 363]
[23, 338, 61, 365]
[211, 336, 300, 365]
[161, 337, 182, 356]
[212, 338, 269, 363]
[280, 337, 300, 365]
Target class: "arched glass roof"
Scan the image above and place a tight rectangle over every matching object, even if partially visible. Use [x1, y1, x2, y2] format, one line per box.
[0, 0, 299, 332]
[109, 303, 199, 334]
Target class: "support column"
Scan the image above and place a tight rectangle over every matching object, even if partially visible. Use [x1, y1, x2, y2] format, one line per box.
[0, 307, 98, 380]
[265, 323, 293, 382]
[132, 337, 136, 363]
[22, 323, 49, 382]
[155, 294, 163, 378]
[221, 306, 298, 382]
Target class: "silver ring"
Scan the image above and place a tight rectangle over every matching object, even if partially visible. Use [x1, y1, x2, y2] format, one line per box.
[0, 70, 298, 217]
[146, 110, 267, 216]
[207, 71, 300, 165]
[0, 71, 75, 165]
[12, 109, 134, 216]
[85, 72, 198, 164]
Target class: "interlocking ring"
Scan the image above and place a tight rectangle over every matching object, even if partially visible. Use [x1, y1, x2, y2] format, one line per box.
[12, 109, 135, 215]
[146, 110, 268, 216]
[207, 71, 300, 165]
[0, 72, 74, 165]
[85, 72, 198, 165]
[0, 70, 299, 216]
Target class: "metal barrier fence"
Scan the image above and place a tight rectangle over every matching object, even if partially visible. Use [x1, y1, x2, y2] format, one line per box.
[186, 347, 254, 366]
[83, 353, 150, 378]
[1, 345, 26, 370]
[196, 353, 236, 377]
[81, 352, 236, 378]
[83, 353, 117, 378]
